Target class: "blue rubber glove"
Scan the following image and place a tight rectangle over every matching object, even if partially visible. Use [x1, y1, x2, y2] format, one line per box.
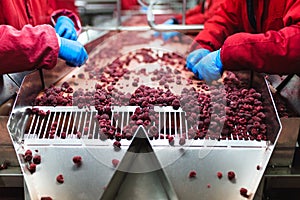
[162, 31, 180, 41]
[186, 48, 211, 76]
[153, 18, 177, 39]
[58, 37, 88, 67]
[55, 16, 77, 40]
[194, 49, 223, 82]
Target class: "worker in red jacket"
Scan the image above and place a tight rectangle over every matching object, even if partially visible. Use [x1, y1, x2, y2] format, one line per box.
[186, 0, 300, 82]
[121, 0, 139, 10]
[0, 0, 88, 74]
[155, 0, 224, 41]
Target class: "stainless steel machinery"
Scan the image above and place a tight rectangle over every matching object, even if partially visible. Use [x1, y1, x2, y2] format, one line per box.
[7, 29, 282, 199]
[3, 0, 300, 199]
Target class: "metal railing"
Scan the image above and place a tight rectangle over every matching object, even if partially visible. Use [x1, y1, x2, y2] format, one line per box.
[82, 0, 204, 32]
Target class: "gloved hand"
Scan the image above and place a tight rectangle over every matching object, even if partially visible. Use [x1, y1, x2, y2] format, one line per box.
[55, 16, 77, 40]
[153, 18, 179, 41]
[162, 31, 180, 41]
[193, 49, 223, 82]
[186, 48, 211, 75]
[58, 37, 88, 67]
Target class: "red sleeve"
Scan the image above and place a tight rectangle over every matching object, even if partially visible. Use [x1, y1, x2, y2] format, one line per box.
[191, 0, 242, 51]
[175, 0, 224, 25]
[121, 0, 139, 10]
[0, 25, 59, 74]
[54, 0, 79, 16]
[221, 1, 300, 74]
[175, 4, 203, 23]
[185, 13, 206, 24]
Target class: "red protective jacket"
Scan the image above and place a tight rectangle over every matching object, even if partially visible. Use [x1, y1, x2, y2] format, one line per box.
[193, 0, 300, 74]
[175, 0, 224, 24]
[0, 0, 81, 74]
[121, 0, 139, 10]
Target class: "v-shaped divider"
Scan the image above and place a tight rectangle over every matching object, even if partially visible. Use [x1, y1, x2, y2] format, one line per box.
[100, 125, 178, 200]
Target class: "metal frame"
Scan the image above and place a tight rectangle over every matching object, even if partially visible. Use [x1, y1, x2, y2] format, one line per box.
[82, 0, 204, 32]
[147, 0, 203, 32]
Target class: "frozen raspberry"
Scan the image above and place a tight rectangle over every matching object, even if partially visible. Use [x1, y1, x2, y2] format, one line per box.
[136, 119, 143, 125]
[217, 172, 223, 179]
[112, 159, 120, 168]
[61, 82, 70, 89]
[38, 110, 48, 117]
[115, 133, 122, 141]
[72, 156, 82, 166]
[189, 170, 197, 178]
[24, 154, 33, 162]
[41, 197, 53, 200]
[28, 163, 36, 174]
[25, 149, 32, 156]
[171, 99, 180, 110]
[113, 141, 121, 150]
[66, 87, 74, 93]
[168, 136, 174, 146]
[78, 73, 85, 79]
[33, 155, 41, 164]
[240, 187, 249, 198]
[61, 132, 66, 139]
[77, 131, 82, 139]
[256, 165, 261, 170]
[179, 137, 186, 146]
[132, 82, 138, 87]
[227, 171, 235, 180]
[56, 174, 64, 184]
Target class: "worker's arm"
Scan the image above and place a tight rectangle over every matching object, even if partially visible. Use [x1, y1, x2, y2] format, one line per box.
[175, 0, 224, 25]
[221, 0, 300, 75]
[0, 24, 59, 74]
[0, 24, 88, 75]
[192, 0, 242, 51]
[174, 4, 203, 24]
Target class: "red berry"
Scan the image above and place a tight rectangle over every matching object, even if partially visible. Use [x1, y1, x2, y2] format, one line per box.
[179, 137, 186, 146]
[217, 172, 222, 179]
[56, 174, 64, 184]
[28, 163, 36, 174]
[78, 73, 85, 79]
[240, 187, 249, 198]
[113, 141, 121, 150]
[112, 159, 120, 168]
[61, 132, 66, 139]
[189, 170, 197, 178]
[115, 133, 122, 141]
[25, 149, 32, 156]
[41, 197, 53, 200]
[72, 156, 82, 166]
[168, 136, 174, 146]
[33, 155, 41, 164]
[227, 171, 235, 180]
[207, 184, 211, 188]
[256, 165, 261, 170]
[24, 154, 33, 162]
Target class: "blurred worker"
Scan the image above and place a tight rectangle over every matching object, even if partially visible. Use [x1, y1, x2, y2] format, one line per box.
[0, 0, 88, 75]
[155, 0, 224, 41]
[121, 0, 139, 10]
[186, 0, 300, 82]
